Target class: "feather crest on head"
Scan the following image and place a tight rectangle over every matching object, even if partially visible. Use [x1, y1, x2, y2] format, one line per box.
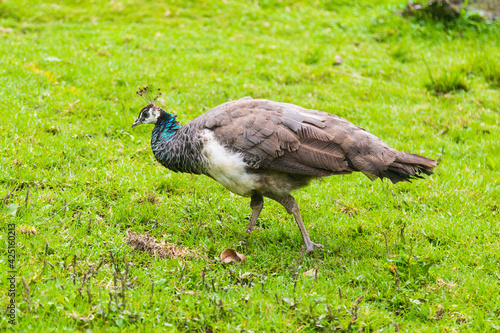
[136, 85, 162, 104]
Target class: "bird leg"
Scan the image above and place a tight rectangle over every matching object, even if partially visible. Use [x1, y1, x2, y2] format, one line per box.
[269, 194, 323, 254]
[246, 193, 264, 233]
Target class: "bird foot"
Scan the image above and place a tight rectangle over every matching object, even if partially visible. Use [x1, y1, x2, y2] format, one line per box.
[304, 242, 323, 254]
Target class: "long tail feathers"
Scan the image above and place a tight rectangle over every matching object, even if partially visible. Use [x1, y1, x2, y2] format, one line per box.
[383, 152, 437, 184]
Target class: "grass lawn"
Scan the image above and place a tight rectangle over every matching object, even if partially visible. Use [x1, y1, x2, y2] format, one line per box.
[1, 0, 499, 331]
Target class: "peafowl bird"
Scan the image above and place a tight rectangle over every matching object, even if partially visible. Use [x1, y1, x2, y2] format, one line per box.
[132, 94, 436, 253]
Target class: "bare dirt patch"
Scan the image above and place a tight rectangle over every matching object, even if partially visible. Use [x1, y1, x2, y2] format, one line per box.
[126, 230, 193, 259]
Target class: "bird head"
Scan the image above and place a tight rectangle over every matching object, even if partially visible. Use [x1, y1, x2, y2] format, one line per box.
[132, 85, 165, 128]
[131, 103, 163, 128]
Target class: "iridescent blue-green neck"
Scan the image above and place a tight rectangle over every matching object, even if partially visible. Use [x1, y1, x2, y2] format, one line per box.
[151, 112, 181, 142]
[150, 111, 207, 175]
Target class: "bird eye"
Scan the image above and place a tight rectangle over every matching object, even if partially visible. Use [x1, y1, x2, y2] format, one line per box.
[143, 112, 149, 118]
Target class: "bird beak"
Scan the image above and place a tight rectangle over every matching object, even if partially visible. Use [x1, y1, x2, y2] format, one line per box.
[131, 118, 141, 128]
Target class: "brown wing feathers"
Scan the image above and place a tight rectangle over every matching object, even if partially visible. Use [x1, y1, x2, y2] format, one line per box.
[198, 98, 436, 182]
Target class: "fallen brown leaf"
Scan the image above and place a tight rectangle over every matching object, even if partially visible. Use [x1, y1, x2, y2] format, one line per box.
[436, 278, 456, 289]
[19, 225, 37, 235]
[68, 311, 93, 323]
[303, 268, 318, 277]
[220, 248, 245, 263]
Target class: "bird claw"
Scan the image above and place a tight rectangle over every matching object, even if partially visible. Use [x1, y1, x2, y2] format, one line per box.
[304, 242, 323, 254]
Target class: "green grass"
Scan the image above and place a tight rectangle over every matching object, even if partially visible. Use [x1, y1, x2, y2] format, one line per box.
[1, 0, 500, 331]
[304, 48, 323, 65]
[390, 38, 418, 63]
[425, 67, 470, 94]
[473, 54, 500, 87]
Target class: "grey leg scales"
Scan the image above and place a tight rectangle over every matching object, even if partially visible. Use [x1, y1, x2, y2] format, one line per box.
[267, 194, 323, 254]
[246, 193, 264, 233]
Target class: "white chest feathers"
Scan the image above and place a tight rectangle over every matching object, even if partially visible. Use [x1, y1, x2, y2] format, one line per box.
[201, 130, 258, 197]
